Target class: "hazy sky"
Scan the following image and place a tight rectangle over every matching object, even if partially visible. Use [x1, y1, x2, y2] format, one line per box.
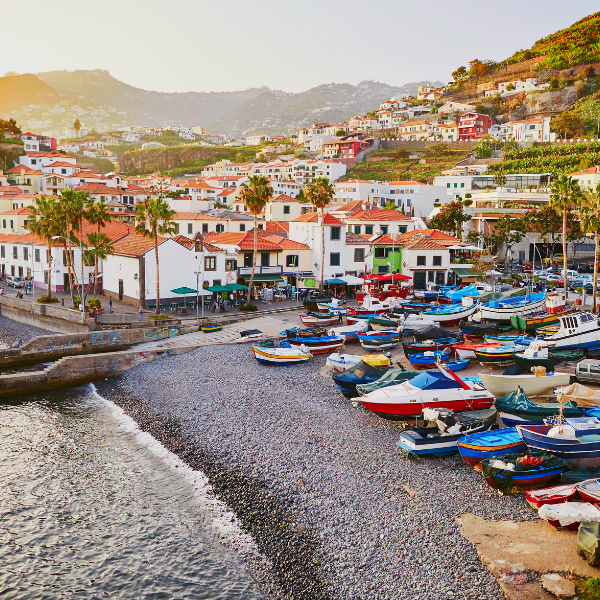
[2, 0, 598, 93]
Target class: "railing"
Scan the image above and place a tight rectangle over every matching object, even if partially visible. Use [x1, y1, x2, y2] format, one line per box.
[237, 265, 283, 276]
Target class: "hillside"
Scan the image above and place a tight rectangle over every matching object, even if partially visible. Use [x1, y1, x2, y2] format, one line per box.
[499, 11, 600, 71]
[208, 80, 443, 135]
[0, 73, 61, 112]
[37, 70, 275, 127]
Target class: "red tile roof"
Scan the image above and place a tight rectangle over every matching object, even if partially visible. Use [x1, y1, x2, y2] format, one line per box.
[75, 183, 123, 195]
[292, 212, 344, 225]
[172, 212, 226, 221]
[5, 165, 44, 175]
[270, 193, 300, 203]
[265, 221, 289, 233]
[45, 161, 79, 168]
[208, 231, 284, 251]
[345, 232, 373, 245]
[0, 186, 25, 196]
[112, 234, 167, 257]
[348, 209, 412, 221]
[1, 207, 32, 215]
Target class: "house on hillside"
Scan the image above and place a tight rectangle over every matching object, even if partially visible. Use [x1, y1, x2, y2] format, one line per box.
[458, 112, 494, 141]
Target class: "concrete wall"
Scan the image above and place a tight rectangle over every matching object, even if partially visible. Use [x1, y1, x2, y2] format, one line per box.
[379, 140, 479, 151]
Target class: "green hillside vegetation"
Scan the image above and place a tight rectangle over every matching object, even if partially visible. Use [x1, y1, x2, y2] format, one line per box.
[338, 146, 470, 183]
[64, 153, 115, 174]
[499, 12, 600, 71]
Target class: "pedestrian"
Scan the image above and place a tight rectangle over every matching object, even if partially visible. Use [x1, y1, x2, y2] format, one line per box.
[109, 298, 113, 313]
[79, 302, 83, 312]
[337, 311, 343, 324]
[139, 306, 143, 321]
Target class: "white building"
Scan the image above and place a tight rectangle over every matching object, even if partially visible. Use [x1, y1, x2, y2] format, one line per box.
[246, 133, 271, 145]
[569, 165, 600, 190]
[509, 117, 555, 143]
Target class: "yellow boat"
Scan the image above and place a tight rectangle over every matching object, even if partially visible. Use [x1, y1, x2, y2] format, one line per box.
[362, 354, 391, 367]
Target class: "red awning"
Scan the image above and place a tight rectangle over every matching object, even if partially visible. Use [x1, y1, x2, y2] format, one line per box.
[365, 273, 411, 282]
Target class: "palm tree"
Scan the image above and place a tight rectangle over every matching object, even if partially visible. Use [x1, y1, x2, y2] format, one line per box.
[86, 200, 112, 297]
[237, 175, 273, 303]
[135, 197, 177, 314]
[580, 182, 600, 313]
[550, 174, 584, 293]
[304, 177, 335, 294]
[86, 232, 114, 299]
[28, 194, 60, 299]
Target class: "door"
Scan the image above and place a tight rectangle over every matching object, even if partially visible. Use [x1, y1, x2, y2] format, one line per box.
[118, 279, 124, 301]
[413, 272, 426, 290]
[63, 273, 70, 291]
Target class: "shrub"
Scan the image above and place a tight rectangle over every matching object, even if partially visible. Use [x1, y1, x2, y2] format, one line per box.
[73, 296, 81, 305]
[37, 295, 59, 303]
[149, 314, 172, 320]
[88, 298, 101, 309]
[239, 303, 257, 312]
[581, 577, 600, 600]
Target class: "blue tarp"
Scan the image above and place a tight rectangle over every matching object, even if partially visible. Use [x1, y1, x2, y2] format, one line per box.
[325, 278, 348, 285]
[445, 284, 479, 302]
[406, 371, 460, 390]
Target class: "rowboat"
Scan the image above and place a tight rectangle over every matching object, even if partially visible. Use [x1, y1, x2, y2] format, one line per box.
[480, 372, 571, 398]
[539, 502, 600, 530]
[201, 323, 223, 333]
[346, 314, 375, 326]
[358, 363, 495, 420]
[512, 340, 584, 373]
[525, 483, 578, 509]
[443, 359, 469, 371]
[474, 344, 520, 367]
[453, 342, 503, 360]
[576, 479, 600, 502]
[252, 341, 312, 365]
[402, 338, 458, 356]
[539, 312, 600, 351]
[408, 348, 451, 366]
[480, 292, 546, 324]
[299, 312, 339, 326]
[510, 293, 574, 334]
[396, 407, 497, 457]
[399, 314, 440, 332]
[419, 299, 480, 327]
[288, 335, 344, 354]
[332, 360, 393, 397]
[327, 320, 369, 342]
[457, 428, 527, 466]
[284, 326, 327, 339]
[483, 334, 535, 346]
[360, 333, 401, 351]
[494, 387, 582, 427]
[326, 352, 390, 372]
[517, 417, 600, 467]
[368, 316, 401, 330]
[412, 325, 461, 342]
[347, 296, 400, 315]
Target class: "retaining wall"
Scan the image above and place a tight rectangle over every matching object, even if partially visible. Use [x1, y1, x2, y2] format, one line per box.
[379, 140, 479, 151]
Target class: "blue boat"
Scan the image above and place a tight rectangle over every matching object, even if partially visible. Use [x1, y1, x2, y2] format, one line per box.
[517, 417, 600, 467]
[408, 348, 451, 366]
[444, 359, 469, 372]
[445, 284, 479, 303]
[484, 334, 535, 346]
[420, 300, 480, 326]
[457, 428, 527, 465]
[480, 292, 546, 324]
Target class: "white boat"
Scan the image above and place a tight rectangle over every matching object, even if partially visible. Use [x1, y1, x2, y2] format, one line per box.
[452, 342, 503, 360]
[479, 372, 571, 398]
[252, 343, 311, 365]
[326, 352, 390, 372]
[400, 314, 440, 332]
[479, 292, 546, 324]
[359, 295, 403, 311]
[420, 298, 480, 326]
[542, 312, 600, 351]
[358, 363, 495, 420]
[327, 320, 369, 342]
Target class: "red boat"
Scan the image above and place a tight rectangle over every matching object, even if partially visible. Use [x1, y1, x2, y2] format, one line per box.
[525, 484, 578, 509]
[288, 336, 344, 355]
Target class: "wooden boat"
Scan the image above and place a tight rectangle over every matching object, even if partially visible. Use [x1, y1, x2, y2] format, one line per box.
[357, 329, 399, 340]
[510, 293, 574, 334]
[525, 483, 578, 509]
[538, 502, 600, 530]
[494, 387, 583, 427]
[396, 407, 497, 457]
[358, 363, 495, 420]
[346, 295, 400, 315]
[480, 372, 571, 398]
[512, 340, 584, 373]
[459, 320, 499, 337]
[288, 335, 344, 354]
[399, 314, 440, 332]
[327, 320, 368, 342]
[300, 312, 339, 326]
[252, 341, 311, 365]
[402, 338, 458, 356]
[326, 353, 389, 372]
[517, 417, 600, 467]
[419, 299, 480, 327]
[480, 292, 546, 324]
[284, 326, 326, 339]
[483, 334, 535, 346]
[538, 312, 600, 351]
[201, 323, 223, 333]
[453, 342, 503, 360]
[576, 479, 600, 502]
[368, 316, 401, 330]
[475, 344, 520, 367]
[408, 348, 451, 366]
[443, 359, 469, 372]
[457, 428, 527, 466]
[332, 361, 393, 397]
[317, 301, 346, 313]
[360, 335, 400, 351]
[345, 314, 375, 326]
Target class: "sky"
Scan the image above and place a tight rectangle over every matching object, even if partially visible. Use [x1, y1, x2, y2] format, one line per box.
[2, 0, 599, 94]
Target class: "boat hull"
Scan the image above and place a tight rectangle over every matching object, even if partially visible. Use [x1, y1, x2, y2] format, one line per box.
[511, 306, 574, 334]
[480, 295, 546, 324]
[480, 372, 571, 398]
[300, 315, 339, 326]
[252, 346, 311, 365]
[289, 338, 344, 354]
[420, 302, 479, 327]
[202, 325, 223, 333]
[457, 428, 527, 465]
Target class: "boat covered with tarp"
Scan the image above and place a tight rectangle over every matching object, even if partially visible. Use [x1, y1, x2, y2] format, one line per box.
[356, 368, 423, 395]
[412, 325, 461, 342]
[332, 360, 393, 397]
[444, 284, 480, 303]
[480, 292, 546, 324]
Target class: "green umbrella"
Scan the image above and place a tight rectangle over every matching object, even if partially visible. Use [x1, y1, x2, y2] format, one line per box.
[207, 285, 230, 292]
[170, 286, 199, 308]
[226, 283, 248, 290]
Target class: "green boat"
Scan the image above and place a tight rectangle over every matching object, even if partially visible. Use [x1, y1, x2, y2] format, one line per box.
[474, 345, 517, 367]
[510, 305, 575, 334]
[368, 316, 400, 330]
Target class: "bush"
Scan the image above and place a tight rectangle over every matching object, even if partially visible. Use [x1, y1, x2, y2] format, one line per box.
[88, 298, 101, 309]
[149, 314, 172, 320]
[37, 295, 59, 303]
[239, 303, 258, 312]
[73, 296, 81, 305]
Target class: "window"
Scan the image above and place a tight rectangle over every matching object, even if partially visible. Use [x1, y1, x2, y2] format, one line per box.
[46, 250, 50, 264]
[10, 266, 14, 276]
[436, 272, 445, 285]
[23, 247, 28, 261]
[13, 246, 18, 259]
[286, 255, 298, 267]
[240, 224, 246, 232]
[9, 220, 13, 230]
[243, 253, 253, 267]
[18, 266, 23, 278]
[365, 226, 373, 235]
[378, 265, 388, 274]
[44, 270, 49, 284]
[226, 259, 237, 271]
[330, 226, 341, 240]
[354, 248, 364, 262]
[283, 205, 290, 214]
[375, 247, 387, 258]
[0, 246, 3, 258]
[204, 256, 216, 271]
[2, 220, 5, 229]
[354, 225, 361, 234]
[380, 226, 388, 235]
[461, 183, 465, 188]
[258, 224, 263, 230]
[453, 183, 457, 188]
[427, 271, 435, 282]
[261, 253, 270, 267]
[417, 256, 426, 266]
[330, 252, 340, 266]
[399, 226, 407, 234]
[202, 223, 209, 233]
[187, 223, 193, 234]
[591, 366, 600, 375]
[433, 256, 442, 266]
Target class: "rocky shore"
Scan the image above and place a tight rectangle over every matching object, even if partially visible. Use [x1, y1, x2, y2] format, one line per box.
[96, 344, 537, 600]
[0, 316, 55, 349]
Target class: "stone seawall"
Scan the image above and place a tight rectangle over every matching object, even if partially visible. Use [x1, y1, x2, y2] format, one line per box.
[0, 296, 89, 333]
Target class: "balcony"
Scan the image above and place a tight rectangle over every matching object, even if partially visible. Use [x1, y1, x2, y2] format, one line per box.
[237, 265, 283, 276]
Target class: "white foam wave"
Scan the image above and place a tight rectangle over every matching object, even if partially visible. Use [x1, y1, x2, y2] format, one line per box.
[88, 384, 261, 559]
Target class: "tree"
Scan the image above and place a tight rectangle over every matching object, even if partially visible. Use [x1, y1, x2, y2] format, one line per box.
[468, 59, 494, 79]
[452, 66, 467, 81]
[85, 232, 114, 300]
[257, 153, 266, 163]
[428, 199, 471, 240]
[493, 172, 507, 188]
[383, 201, 398, 210]
[494, 214, 525, 266]
[506, 83, 516, 91]
[551, 112, 585, 139]
[86, 200, 113, 298]
[135, 196, 178, 314]
[304, 177, 335, 293]
[335, 129, 346, 137]
[237, 175, 273, 303]
[28, 194, 60, 299]
[580, 182, 600, 312]
[474, 138, 493, 158]
[235, 151, 244, 163]
[73, 119, 81, 137]
[550, 175, 585, 292]
[0, 118, 21, 136]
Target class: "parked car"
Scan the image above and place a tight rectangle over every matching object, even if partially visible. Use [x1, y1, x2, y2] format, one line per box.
[6, 276, 23, 288]
[557, 359, 600, 384]
[577, 264, 592, 273]
[522, 264, 533, 272]
[569, 279, 588, 291]
[511, 265, 524, 273]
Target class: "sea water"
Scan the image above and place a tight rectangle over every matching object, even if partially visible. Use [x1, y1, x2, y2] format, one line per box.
[0, 385, 266, 599]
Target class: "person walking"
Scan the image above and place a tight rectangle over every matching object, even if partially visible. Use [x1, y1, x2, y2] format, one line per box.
[109, 298, 113, 313]
[138, 306, 143, 321]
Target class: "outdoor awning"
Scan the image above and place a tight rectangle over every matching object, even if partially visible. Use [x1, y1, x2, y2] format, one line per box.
[244, 274, 284, 283]
[340, 275, 364, 285]
[226, 283, 248, 290]
[368, 273, 411, 282]
[171, 287, 197, 295]
[325, 278, 347, 284]
[207, 285, 230, 292]
[451, 268, 475, 278]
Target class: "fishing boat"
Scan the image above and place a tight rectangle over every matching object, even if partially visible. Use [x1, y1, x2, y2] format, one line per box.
[284, 326, 326, 339]
[201, 323, 223, 333]
[453, 342, 504, 360]
[399, 314, 440, 332]
[252, 340, 312, 365]
[346, 313, 377, 326]
[402, 338, 458, 356]
[407, 348, 451, 366]
[512, 340, 584, 373]
[525, 483, 578, 509]
[576, 479, 600, 502]
[457, 428, 527, 466]
[517, 416, 600, 467]
[396, 407, 497, 457]
[327, 320, 369, 342]
[332, 360, 393, 397]
[359, 332, 401, 351]
[459, 320, 499, 337]
[495, 387, 583, 427]
[540, 312, 600, 351]
[443, 359, 469, 371]
[299, 312, 339, 326]
[483, 334, 535, 346]
[317, 301, 346, 313]
[288, 335, 344, 354]
[474, 344, 520, 367]
[368, 316, 401, 330]
[479, 292, 546, 324]
[401, 302, 435, 316]
[412, 325, 461, 342]
[326, 352, 390, 372]
[510, 293, 574, 334]
[419, 298, 480, 327]
[480, 372, 571, 398]
[346, 295, 400, 315]
[358, 363, 495, 420]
